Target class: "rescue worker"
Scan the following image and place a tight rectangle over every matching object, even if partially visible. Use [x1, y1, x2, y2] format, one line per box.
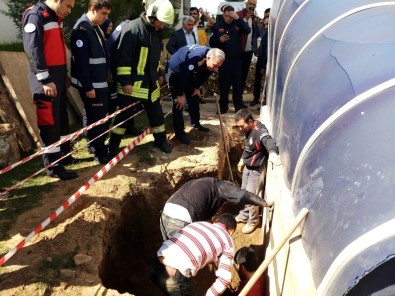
[209, 5, 250, 114]
[108, 0, 174, 154]
[167, 45, 225, 144]
[235, 109, 279, 234]
[160, 177, 273, 240]
[22, 0, 78, 180]
[70, 0, 112, 164]
[107, 20, 142, 138]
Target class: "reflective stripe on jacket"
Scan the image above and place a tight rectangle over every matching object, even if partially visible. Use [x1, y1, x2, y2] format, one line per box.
[70, 13, 110, 93]
[114, 14, 162, 102]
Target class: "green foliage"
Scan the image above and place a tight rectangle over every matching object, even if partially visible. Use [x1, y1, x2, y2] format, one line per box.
[0, 0, 145, 42]
[0, 42, 24, 52]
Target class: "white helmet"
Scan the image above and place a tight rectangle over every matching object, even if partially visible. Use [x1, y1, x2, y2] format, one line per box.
[146, 0, 174, 27]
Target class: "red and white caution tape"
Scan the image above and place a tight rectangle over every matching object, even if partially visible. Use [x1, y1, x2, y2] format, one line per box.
[0, 109, 145, 196]
[0, 101, 141, 175]
[0, 127, 151, 267]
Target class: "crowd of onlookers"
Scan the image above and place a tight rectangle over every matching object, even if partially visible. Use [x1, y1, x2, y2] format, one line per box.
[22, 0, 277, 294]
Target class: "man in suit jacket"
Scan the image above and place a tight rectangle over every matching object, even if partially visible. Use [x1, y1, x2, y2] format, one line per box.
[166, 16, 196, 55]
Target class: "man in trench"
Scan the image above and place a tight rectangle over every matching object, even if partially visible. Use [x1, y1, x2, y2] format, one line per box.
[159, 177, 273, 241]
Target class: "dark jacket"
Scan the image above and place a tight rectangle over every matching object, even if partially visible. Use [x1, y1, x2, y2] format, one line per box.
[166, 28, 194, 55]
[168, 45, 211, 96]
[22, 1, 67, 92]
[165, 177, 265, 222]
[114, 13, 162, 101]
[209, 18, 250, 59]
[242, 120, 278, 169]
[70, 13, 110, 93]
[236, 9, 259, 52]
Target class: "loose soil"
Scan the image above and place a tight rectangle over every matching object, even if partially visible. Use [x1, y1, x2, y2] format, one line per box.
[0, 98, 264, 296]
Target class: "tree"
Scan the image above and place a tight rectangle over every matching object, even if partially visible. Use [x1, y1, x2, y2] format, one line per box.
[0, 0, 145, 42]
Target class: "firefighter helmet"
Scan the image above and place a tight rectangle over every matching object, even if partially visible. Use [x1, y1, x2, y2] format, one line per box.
[146, 0, 174, 27]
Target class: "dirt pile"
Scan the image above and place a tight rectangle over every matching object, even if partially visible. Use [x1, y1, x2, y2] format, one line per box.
[0, 93, 262, 296]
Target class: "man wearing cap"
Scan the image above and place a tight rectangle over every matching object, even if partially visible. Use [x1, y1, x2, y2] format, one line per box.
[108, 0, 174, 154]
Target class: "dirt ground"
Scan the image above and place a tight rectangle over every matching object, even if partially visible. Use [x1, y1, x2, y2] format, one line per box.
[0, 96, 264, 296]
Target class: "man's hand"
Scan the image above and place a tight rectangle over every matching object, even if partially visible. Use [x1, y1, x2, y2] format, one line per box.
[175, 95, 185, 109]
[122, 84, 132, 95]
[237, 158, 244, 173]
[192, 88, 201, 98]
[65, 76, 71, 88]
[220, 34, 230, 43]
[229, 11, 239, 20]
[86, 89, 96, 99]
[268, 151, 281, 169]
[159, 75, 164, 85]
[43, 82, 57, 97]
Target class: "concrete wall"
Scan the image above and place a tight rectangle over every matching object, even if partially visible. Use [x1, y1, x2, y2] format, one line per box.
[0, 0, 20, 43]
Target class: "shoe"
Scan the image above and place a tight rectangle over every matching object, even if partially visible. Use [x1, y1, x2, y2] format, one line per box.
[94, 155, 111, 165]
[235, 215, 247, 223]
[235, 105, 248, 112]
[47, 169, 78, 180]
[176, 133, 191, 145]
[199, 98, 206, 104]
[250, 100, 259, 106]
[216, 108, 228, 115]
[154, 141, 172, 153]
[242, 220, 260, 234]
[193, 124, 210, 132]
[61, 156, 79, 165]
[125, 127, 143, 136]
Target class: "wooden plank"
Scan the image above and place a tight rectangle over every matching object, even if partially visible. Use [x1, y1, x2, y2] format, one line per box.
[0, 62, 38, 151]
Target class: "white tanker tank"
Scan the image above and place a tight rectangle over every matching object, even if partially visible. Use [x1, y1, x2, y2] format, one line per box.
[262, 0, 395, 295]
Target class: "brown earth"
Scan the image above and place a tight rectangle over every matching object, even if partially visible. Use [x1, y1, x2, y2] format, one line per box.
[0, 95, 264, 296]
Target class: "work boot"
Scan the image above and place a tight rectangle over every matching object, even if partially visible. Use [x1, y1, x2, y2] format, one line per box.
[108, 133, 123, 155]
[242, 219, 260, 234]
[153, 132, 172, 153]
[176, 133, 191, 145]
[192, 124, 210, 132]
[154, 141, 172, 153]
[235, 215, 247, 223]
[47, 169, 78, 180]
[94, 155, 111, 165]
[61, 155, 79, 165]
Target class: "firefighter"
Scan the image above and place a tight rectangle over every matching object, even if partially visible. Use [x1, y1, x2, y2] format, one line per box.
[22, 0, 78, 180]
[108, 0, 174, 154]
[70, 0, 112, 164]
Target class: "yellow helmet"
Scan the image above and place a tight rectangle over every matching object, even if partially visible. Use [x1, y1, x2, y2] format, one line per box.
[146, 0, 174, 27]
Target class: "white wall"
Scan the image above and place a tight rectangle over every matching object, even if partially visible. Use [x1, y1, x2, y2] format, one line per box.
[0, 0, 20, 43]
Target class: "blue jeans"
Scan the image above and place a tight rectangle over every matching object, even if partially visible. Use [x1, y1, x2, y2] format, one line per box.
[160, 213, 190, 241]
[150, 257, 195, 296]
[238, 167, 262, 223]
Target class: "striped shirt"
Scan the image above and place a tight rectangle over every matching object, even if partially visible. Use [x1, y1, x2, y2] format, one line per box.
[158, 221, 235, 296]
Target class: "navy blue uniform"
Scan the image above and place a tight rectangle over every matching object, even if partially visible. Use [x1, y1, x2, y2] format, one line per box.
[210, 18, 250, 113]
[70, 13, 110, 159]
[23, 1, 72, 174]
[168, 45, 212, 135]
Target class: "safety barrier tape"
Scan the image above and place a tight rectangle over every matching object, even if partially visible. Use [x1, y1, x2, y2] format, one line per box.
[0, 101, 141, 175]
[0, 127, 151, 267]
[1, 109, 144, 196]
